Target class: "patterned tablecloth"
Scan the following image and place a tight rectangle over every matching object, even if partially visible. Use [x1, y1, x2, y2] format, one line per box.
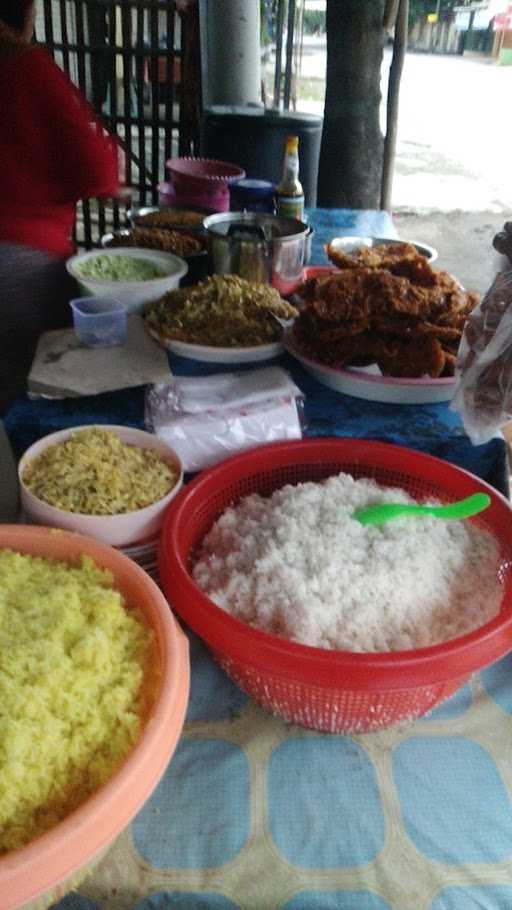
[5, 210, 512, 910]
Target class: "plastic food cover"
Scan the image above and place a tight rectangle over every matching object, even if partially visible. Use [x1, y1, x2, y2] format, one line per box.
[145, 367, 305, 472]
[451, 268, 512, 445]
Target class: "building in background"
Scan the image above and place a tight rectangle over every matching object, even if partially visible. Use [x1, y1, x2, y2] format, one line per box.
[491, 3, 512, 62]
[409, 0, 510, 56]
[453, 0, 510, 55]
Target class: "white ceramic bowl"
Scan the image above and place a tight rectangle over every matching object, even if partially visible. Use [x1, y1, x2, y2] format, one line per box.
[66, 248, 188, 314]
[18, 425, 183, 547]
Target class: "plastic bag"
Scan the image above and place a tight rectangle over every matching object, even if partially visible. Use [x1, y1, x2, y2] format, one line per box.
[451, 268, 512, 445]
[145, 367, 305, 472]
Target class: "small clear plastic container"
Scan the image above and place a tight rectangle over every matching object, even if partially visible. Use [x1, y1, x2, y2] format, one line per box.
[70, 296, 127, 347]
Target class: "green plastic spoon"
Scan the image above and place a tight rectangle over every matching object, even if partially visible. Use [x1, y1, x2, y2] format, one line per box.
[352, 492, 491, 527]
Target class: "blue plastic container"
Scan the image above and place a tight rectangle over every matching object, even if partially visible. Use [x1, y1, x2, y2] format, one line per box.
[69, 296, 127, 347]
[229, 179, 276, 213]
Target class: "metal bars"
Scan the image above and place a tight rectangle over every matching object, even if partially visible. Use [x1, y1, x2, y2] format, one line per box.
[283, 0, 295, 108]
[273, 0, 285, 107]
[268, 0, 304, 110]
[35, 0, 200, 248]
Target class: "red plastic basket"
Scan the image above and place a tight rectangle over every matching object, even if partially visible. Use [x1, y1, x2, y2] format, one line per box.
[166, 157, 246, 189]
[165, 157, 246, 214]
[159, 438, 512, 733]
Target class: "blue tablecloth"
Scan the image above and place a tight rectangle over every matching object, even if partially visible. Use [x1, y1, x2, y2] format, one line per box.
[4, 207, 508, 495]
[4, 209, 512, 910]
[6, 352, 506, 497]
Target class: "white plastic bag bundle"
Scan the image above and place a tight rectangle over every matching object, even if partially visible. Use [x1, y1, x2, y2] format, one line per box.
[451, 268, 512, 445]
[145, 367, 304, 472]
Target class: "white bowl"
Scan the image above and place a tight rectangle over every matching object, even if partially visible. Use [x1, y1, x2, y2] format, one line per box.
[149, 332, 284, 363]
[19, 425, 183, 547]
[327, 236, 438, 263]
[283, 331, 455, 405]
[66, 248, 188, 314]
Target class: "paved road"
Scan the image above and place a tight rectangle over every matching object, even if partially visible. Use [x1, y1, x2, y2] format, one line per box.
[297, 41, 512, 214]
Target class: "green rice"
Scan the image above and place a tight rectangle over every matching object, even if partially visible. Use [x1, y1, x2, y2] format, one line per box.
[0, 549, 155, 853]
[76, 253, 167, 282]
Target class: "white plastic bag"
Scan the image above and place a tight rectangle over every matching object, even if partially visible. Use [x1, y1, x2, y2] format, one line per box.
[145, 367, 304, 472]
[451, 268, 512, 445]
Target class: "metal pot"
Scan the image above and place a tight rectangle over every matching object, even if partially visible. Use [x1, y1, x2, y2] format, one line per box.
[203, 211, 308, 294]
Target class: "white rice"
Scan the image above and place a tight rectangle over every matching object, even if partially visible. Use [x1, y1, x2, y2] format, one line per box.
[192, 472, 503, 652]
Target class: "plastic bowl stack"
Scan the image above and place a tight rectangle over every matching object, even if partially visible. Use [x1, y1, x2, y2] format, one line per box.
[0, 523, 189, 910]
[165, 156, 246, 213]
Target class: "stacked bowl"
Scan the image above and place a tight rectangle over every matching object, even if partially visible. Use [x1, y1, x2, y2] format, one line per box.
[165, 156, 246, 212]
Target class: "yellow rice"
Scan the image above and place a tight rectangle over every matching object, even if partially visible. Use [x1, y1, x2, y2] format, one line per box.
[22, 427, 178, 515]
[0, 548, 155, 853]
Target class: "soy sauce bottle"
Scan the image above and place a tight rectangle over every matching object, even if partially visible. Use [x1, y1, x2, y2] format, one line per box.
[275, 135, 305, 222]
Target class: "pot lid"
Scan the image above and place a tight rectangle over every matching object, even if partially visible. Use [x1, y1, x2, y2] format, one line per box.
[203, 211, 307, 240]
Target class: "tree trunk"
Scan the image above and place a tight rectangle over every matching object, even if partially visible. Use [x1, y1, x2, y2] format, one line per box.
[317, 0, 385, 209]
[381, 0, 408, 210]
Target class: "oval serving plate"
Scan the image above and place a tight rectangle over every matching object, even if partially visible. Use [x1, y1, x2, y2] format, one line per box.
[327, 236, 438, 263]
[146, 326, 283, 364]
[283, 331, 455, 405]
[127, 207, 206, 232]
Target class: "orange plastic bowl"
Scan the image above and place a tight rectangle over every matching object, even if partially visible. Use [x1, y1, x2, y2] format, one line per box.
[0, 525, 189, 910]
[159, 438, 512, 734]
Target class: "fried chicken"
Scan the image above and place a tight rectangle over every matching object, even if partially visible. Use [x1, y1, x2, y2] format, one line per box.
[375, 335, 446, 379]
[292, 254, 479, 379]
[325, 241, 419, 271]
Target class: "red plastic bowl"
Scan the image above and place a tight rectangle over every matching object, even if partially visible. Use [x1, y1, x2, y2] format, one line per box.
[167, 157, 246, 189]
[166, 158, 246, 213]
[159, 438, 512, 734]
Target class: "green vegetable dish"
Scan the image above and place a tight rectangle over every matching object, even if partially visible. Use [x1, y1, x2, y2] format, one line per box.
[77, 254, 167, 282]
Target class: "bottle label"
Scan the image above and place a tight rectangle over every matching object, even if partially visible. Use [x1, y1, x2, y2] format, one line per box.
[276, 194, 305, 221]
[283, 155, 300, 184]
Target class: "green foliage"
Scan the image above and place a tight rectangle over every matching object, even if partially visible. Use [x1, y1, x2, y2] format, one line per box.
[303, 10, 326, 35]
[409, 0, 473, 25]
[409, 0, 428, 22]
[261, 0, 271, 46]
